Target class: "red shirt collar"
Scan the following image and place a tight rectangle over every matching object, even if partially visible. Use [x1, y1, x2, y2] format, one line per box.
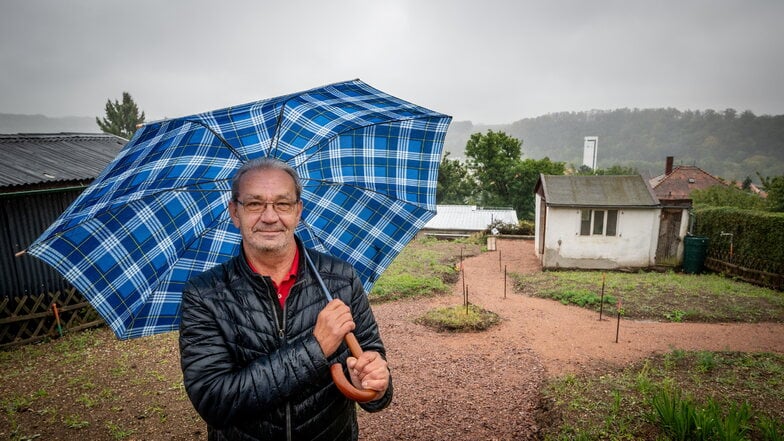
[246, 247, 300, 307]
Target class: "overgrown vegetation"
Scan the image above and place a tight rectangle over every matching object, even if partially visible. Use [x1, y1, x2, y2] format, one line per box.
[369, 236, 481, 302]
[512, 270, 784, 323]
[539, 350, 784, 440]
[415, 304, 501, 332]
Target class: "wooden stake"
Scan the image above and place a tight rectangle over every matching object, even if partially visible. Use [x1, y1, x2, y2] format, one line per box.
[598, 272, 606, 321]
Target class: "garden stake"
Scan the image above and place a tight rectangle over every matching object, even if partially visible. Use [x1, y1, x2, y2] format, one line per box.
[615, 298, 622, 343]
[52, 303, 63, 337]
[499, 250, 502, 271]
[504, 265, 507, 299]
[598, 272, 606, 321]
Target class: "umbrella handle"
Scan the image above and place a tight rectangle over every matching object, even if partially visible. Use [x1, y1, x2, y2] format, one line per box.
[330, 332, 379, 403]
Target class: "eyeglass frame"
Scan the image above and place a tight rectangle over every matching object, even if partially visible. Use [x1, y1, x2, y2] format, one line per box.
[233, 199, 300, 214]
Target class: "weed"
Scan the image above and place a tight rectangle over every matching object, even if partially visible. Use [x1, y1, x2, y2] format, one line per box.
[696, 351, 718, 373]
[105, 421, 135, 439]
[665, 309, 687, 322]
[76, 393, 98, 408]
[63, 414, 89, 429]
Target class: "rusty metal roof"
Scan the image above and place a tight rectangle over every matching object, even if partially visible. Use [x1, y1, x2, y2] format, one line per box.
[0, 133, 126, 189]
[537, 174, 659, 207]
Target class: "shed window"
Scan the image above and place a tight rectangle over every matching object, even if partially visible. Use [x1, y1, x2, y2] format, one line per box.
[580, 209, 619, 236]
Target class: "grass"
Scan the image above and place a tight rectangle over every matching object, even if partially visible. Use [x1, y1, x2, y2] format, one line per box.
[512, 270, 784, 323]
[369, 236, 482, 302]
[415, 303, 501, 332]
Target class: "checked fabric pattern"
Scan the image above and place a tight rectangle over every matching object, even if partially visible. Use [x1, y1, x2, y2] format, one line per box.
[29, 79, 451, 339]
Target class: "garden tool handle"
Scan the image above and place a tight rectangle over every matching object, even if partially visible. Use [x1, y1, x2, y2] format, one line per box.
[330, 332, 379, 403]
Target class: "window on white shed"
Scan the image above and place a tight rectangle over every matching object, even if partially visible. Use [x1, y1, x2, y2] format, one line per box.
[580, 209, 619, 236]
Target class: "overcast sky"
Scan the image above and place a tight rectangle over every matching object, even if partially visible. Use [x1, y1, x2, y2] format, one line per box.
[2, 0, 783, 124]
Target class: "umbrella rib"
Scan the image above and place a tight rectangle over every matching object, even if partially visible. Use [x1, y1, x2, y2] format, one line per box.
[184, 118, 247, 161]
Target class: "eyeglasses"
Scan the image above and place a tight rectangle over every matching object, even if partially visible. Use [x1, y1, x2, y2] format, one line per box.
[235, 200, 298, 214]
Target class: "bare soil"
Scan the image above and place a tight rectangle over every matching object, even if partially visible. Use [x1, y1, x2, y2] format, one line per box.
[3, 238, 783, 440]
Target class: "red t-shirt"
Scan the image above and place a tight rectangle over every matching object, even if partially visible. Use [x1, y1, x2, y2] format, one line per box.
[247, 248, 299, 307]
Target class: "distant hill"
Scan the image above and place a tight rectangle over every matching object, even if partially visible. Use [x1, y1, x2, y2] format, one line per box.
[444, 108, 784, 184]
[5, 109, 782, 184]
[0, 113, 98, 134]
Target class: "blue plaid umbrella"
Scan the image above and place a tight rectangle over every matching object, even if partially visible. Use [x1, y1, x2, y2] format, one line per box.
[28, 79, 451, 339]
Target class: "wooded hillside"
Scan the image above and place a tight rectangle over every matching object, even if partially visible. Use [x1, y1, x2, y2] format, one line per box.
[443, 108, 784, 183]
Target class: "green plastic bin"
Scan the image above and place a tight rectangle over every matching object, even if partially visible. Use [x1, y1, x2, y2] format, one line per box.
[683, 236, 709, 274]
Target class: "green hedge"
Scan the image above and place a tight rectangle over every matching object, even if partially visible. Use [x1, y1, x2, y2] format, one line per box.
[694, 207, 784, 266]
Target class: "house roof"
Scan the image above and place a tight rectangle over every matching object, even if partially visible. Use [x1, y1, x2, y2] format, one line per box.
[0, 133, 126, 189]
[649, 165, 727, 200]
[536, 174, 659, 208]
[423, 205, 519, 231]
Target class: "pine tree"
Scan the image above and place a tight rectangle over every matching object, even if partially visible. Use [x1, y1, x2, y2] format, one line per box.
[95, 92, 145, 139]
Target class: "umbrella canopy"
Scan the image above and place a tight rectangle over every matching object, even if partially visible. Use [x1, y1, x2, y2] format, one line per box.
[28, 79, 451, 339]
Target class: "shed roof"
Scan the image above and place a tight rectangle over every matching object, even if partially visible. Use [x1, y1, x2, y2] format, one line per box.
[0, 133, 126, 189]
[536, 174, 659, 208]
[424, 205, 518, 231]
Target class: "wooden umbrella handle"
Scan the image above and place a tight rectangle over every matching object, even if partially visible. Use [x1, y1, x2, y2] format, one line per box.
[330, 332, 379, 402]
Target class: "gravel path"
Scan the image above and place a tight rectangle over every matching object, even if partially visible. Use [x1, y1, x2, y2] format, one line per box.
[357, 238, 784, 440]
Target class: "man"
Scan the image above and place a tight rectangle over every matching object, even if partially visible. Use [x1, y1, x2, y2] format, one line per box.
[179, 157, 392, 440]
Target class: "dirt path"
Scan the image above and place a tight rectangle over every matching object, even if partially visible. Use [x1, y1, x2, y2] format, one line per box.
[358, 238, 784, 440]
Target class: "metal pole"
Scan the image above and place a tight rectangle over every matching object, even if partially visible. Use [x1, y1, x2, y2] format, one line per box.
[598, 273, 606, 321]
[499, 250, 502, 272]
[615, 298, 622, 343]
[504, 265, 507, 299]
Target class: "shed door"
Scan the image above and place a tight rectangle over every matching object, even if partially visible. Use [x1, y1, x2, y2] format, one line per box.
[655, 208, 682, 264]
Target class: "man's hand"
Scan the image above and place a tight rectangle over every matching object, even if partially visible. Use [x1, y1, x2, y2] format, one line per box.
[347, 350, 389, 398]
[313, 299, 355, 357]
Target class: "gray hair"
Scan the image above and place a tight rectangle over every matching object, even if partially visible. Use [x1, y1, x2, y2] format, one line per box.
[231, 157, 302, 201]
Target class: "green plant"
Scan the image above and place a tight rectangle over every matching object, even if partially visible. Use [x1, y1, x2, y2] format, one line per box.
[415, 304, 501, 332]
[105, 421, 135, 439]
[696, 351, 718, 373]
[757, 414, 784, 440]
[650, 387, 696, 440]
[665, 310, 687, 322]
[63, 414, 90, 429]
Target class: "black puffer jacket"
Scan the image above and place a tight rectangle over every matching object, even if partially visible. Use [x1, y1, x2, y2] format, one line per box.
[179, 240, 393, 441]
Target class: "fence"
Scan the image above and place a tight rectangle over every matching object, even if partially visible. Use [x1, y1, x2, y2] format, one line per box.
[0, 287, 103, 349]
[704, 249, 784, 291]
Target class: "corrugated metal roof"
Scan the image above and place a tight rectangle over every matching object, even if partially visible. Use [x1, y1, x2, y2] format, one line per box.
[540, 175, 659, 207]
[424, 205, 519, 231]
[0, 133, 127, 188]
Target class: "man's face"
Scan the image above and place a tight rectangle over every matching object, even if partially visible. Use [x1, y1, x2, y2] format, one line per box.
[229, 168, 303, 255]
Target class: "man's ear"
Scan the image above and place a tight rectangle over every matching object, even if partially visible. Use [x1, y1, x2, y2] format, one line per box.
[229, 200, 241, 228]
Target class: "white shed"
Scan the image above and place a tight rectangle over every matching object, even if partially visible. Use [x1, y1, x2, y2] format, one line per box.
[534, 174, 661, 269]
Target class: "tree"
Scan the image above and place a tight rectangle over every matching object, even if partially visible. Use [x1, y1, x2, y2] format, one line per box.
[758, 173, 784, 212]
[465, 130, 523, 206]
[691, 185, 767, 210]
[436, 152, 476, 204]
[96, 92, 145, 139]
[464, 130, 564, 219]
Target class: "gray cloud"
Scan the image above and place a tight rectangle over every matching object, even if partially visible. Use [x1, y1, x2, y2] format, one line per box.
[2, 0, 783, 124]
